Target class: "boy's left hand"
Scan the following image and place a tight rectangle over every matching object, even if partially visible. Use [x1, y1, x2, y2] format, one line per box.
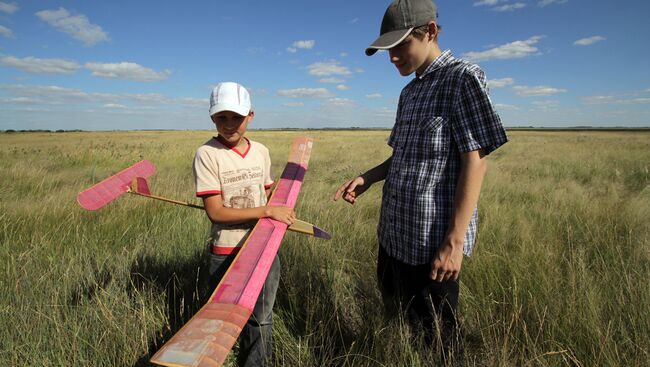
[430, 239, 464, 282]
[265, 205, 296, 226]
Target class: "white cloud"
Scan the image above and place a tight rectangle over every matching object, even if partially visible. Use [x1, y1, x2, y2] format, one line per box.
[0, 97, 38, 104]
[625, 98, 650, 104]
[513, 85, 567, 97]
[0, 25, 13, 38]
[293, 40, 315, 49]
[374, 107, 396, 117]
[494, 103, 519, 110]
[366, 93, 382, 99]
[128, 93, 170, 104]
[336, 84, 349, 91]
[489, 77, 515, 88]
[85, 62, 171, 82]
[349, 18, 359, 24]
[582, 95, 650, 105]
[573, 36, 605, 46]
[247, 88, 268, 97]
[287, 40, 315, 53]
[0, 55, 80, 74]
[307, 60, 352, 76]
[0, 84, 91, 102]
[35, 7, 109, 46]
[581, 95, 615, 105]
[531, 100, 560, 110]
[177, 97, 205, 107]
[318, 77, 345, 84]
[277, 88, 333, 98]
[462, 36, 544, 62]
[0, 2, 18, 14]
[0, 84, 206, 113]
[493, 3, 526, 11]
[283, 102, 304, 107]
[325, 98, 355, 107]
[474, 0, 501, 6]
[340, 52, 348, 57]
[538, 0, 568, 7]
[103, 103, 126, 109]
[473, 1, 526, 11]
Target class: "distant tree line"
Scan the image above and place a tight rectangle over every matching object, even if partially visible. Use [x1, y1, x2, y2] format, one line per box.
[2, 129, 85, 133]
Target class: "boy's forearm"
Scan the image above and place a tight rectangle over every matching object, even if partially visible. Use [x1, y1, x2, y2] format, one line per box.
[202, 194, 271, 224]
[446, 150, 487, 246]
[206, 205, 270, 225]
[361, 156, 392, 184]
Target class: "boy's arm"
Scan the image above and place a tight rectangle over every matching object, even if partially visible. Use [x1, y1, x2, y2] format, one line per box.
[334, 156, 392, 204]
[202, 194, 296, 225]
[430, 149, 487, 282]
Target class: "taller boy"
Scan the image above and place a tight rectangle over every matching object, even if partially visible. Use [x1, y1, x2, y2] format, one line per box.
[335, 0, 508, 359]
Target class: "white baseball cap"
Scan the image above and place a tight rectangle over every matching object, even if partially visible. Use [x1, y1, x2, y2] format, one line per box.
[209, 82, 252, 117]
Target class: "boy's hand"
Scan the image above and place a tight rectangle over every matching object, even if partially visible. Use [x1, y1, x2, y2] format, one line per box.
[430, 238, 464, 282]
[265, 205, 296, 225]
[334, 176, 367, 204]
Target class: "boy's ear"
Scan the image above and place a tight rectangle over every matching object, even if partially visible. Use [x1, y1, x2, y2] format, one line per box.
[428, 21, 439, 41]
[248, 110, 255, 119]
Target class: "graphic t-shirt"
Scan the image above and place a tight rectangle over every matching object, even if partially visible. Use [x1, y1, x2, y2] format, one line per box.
[193, 136, 274, 250]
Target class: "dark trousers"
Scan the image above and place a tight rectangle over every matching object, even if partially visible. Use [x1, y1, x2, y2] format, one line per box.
[377, 245, 461, 352]
[208, 253, 280, 367]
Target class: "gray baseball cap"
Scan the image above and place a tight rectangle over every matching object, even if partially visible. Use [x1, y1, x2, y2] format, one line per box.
[365, 0, 438, 56]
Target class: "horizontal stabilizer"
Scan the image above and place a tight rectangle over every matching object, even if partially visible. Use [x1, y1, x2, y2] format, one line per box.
[77, 160, 155, 211]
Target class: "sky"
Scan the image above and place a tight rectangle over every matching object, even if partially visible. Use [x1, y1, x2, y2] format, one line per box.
[0, 0, 649, 131]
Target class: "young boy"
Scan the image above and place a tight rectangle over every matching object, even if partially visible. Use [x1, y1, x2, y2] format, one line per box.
[334, 0, 508, 361]
[193, 82, 295, 366]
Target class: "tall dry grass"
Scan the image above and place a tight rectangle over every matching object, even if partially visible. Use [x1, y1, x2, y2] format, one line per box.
[0, 130, 648, 366]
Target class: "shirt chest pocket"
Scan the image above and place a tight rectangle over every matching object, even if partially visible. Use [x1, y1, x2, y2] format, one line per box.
[412, 116, 450, 158]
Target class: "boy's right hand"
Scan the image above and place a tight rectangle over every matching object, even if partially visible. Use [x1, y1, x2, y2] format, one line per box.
[265, 205, 296, 225]
[334, 176, 367, 205]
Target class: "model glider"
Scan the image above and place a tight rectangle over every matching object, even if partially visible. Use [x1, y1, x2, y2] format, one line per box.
[77, 137, 323, 366]
[77, 147, 329, 240]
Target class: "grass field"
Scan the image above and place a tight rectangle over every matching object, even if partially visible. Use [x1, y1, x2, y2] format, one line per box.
[1, 130, 648, 366]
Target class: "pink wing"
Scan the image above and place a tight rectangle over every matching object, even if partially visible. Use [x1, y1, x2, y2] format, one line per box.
[150, 137, 313, 367]
[77, 160, 156, 211]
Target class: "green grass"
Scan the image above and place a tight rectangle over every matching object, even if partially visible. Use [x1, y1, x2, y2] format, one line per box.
[1, 130, 648, 366]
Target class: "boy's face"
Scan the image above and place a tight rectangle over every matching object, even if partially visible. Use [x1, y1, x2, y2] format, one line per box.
[211, 110, 254, 146]
[388, 31, 436, 76]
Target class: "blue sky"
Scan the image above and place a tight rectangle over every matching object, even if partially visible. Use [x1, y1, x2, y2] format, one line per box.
[1, 0, 649, 130]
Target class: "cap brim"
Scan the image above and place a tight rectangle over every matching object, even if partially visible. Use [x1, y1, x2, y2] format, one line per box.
[365, 28, 413, 56]
[209, 104, 250, 117]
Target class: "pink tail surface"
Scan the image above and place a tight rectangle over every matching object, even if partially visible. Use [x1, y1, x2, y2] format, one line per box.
[77, 160, 156, 210]
[151, 137, 313, 367]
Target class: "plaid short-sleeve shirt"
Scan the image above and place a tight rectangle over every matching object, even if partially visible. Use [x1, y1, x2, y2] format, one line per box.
[378, 50, 508, 265]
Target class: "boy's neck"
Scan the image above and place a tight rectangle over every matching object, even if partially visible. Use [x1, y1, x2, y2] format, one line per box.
[217, 135, 249, 151]
[416, 44, 442, 77]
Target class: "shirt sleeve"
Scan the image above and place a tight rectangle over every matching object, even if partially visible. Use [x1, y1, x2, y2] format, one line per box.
[452, 68, 508, 155]
[387, 91, 406, 148]
[193, 146, 222, 197]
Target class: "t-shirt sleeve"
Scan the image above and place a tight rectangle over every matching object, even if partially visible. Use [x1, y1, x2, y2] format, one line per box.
[387, 92, 405, 148]
[452, 69, 508, 155]
[263, 146, 274, 189]
[193, 147, 222, 197]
